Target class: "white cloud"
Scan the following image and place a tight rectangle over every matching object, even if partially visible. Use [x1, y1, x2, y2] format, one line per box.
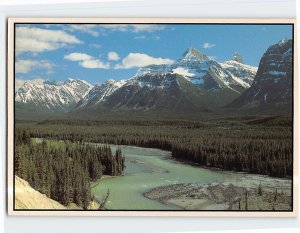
[99, 24, 128, 32]
[15, 78, 45, 91]
[61, 24, 165, 38]
[134, 35, 160, 40]
[134, 35, 147, 40]
[96, 24, 165, 33]
[131, 24, 165, 32]
[67, 24, 100, 37]
[16, 26, 82, 54]
[15, 60, 37, 73]
[64, 52, 109, 69]
[89, 43, 102, 49]
[64, 52, 93, 61]
[79, 59, 110, 69]
[153, 35, 160, 40]
[15, 59, 54, 74]
[203, 42, 215, 49]
[115, 53, 174, 69]
[107, 51, 120, 61]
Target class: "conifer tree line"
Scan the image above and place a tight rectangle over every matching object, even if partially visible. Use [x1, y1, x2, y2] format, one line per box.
[15, 129, 124, 208]
[16, 117, 292, 178]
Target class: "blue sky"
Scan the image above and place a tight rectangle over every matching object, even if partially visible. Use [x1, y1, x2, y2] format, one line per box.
[15, 23, 292, 88]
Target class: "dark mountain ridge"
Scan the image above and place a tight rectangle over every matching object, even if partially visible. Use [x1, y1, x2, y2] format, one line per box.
[229, 39, 293, 110]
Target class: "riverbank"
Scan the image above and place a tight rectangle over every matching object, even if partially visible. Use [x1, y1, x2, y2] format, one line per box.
[144, 178, 292, 211]
[91, 145, 292, 210]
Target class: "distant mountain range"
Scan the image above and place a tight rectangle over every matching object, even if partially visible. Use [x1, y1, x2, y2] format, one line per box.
[15, 39, 293, 119]
[15, 79, 93, 112]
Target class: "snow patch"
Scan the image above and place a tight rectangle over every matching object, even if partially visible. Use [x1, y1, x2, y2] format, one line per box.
[264, 94, 268, 103]
[15, 79, 94, 111]
[172, 67, 195, 77]
[230, 74, 251, 88]
[253, 89, 261, 99]
[278, 38, 288, 46]
[269, 71, 286, 76]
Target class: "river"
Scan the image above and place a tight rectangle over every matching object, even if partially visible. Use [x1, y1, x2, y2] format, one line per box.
[91, 145, 291, 210]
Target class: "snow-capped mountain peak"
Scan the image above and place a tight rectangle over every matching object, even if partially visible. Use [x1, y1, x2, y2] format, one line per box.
[278, 38, 289, 46]
[220, 60, 257, 88]
[132, 47, 257, 93]
[181, 47, 210, 62]
[15, 79, 93, 112]
[76, 79, 126, 108]
[134, 64, 170, 77]
[231, 52, 244, 63]
[15, 47, 260, 113]
[106, 79, 115, 84]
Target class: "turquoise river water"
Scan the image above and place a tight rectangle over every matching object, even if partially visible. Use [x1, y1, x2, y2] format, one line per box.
[91, 145, 290, 210]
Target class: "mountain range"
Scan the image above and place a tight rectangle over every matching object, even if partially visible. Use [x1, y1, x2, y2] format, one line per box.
[15, 39, 293, 119]
[15, 79, 93, 112]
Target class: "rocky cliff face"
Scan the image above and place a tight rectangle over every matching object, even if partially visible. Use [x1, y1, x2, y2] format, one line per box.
[230, 39, 293, 108]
